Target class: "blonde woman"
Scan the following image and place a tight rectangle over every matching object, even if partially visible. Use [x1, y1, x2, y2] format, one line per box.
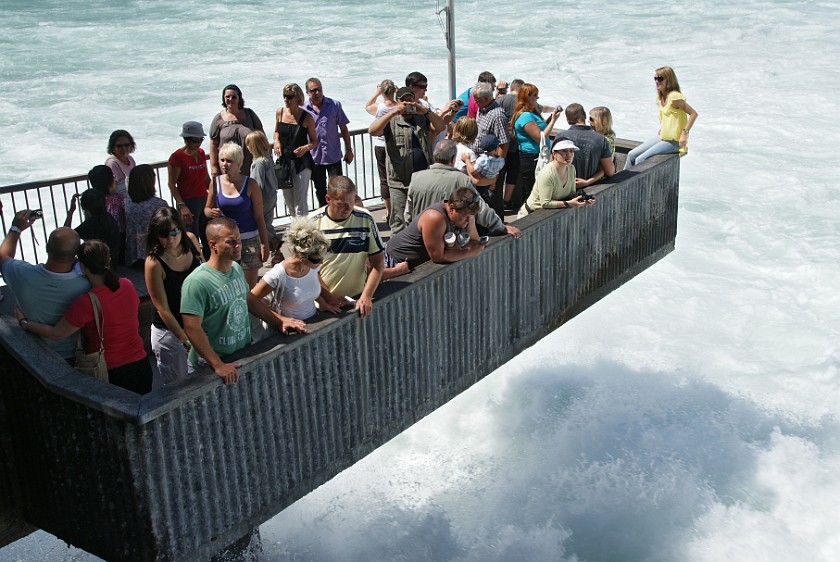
[245, 130, 279, 247]
[589, 106, 616, 158]
[250, 218, 328, 325]
[365, 79, 397, 219]
[273, 83, 318, 217]
[204, 142, 269, 288]
[518, 138, 595, 218]
[625, 66, 698, 168]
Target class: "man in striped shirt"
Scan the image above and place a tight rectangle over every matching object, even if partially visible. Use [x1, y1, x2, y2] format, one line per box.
[308, 176, 384, 318]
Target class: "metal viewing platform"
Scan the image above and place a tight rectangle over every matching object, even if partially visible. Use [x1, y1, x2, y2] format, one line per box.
[0, 140, 679, 561]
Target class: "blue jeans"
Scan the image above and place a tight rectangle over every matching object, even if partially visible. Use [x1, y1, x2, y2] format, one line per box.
[624, 137, 679, 169]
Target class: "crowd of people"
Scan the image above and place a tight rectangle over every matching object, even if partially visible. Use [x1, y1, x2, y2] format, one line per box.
[1, 67, 696, 395]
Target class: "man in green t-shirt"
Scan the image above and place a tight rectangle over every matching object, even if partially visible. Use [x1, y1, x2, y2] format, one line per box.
[181, 218, 305, 384]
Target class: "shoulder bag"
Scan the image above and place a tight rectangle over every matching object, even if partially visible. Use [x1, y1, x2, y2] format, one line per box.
[274, 109, 306, 190]
[74, 291, 108, 382]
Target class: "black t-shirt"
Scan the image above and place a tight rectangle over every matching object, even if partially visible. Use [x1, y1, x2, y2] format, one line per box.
[76, 213, 121, 266]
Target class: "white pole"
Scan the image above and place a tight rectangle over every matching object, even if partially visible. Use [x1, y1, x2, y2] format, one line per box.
[446, 0, 456, 100]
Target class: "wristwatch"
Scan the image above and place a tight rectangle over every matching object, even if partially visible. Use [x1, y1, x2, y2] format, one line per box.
[8, 225, 21, 234]
[18, 318, 29, 330]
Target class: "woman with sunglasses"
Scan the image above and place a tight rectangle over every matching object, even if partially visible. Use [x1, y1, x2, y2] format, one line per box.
[18, 240, 153, 395]
[518, 138, 595, 218]
[144, 206, 202, 384]
[624, 66, 698, 169]
[273, 83, 318, 217]
[250, 218, 327, 335]
[168, 121, 210, 257]
[105, 129, 137, 194]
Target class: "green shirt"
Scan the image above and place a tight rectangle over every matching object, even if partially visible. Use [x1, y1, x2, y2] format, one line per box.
[181, 262, 250, 366]
[525, 163, 577, 211]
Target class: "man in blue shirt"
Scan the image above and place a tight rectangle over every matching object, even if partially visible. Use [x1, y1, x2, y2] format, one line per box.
[1, 211, 89, 361]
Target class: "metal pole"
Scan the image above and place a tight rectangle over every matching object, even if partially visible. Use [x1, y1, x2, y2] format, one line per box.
[446, 0, 456, 100]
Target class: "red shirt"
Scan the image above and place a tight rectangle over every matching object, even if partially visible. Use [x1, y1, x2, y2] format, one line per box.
[64, 278, 147, 369]
[168, 148, 209, 199]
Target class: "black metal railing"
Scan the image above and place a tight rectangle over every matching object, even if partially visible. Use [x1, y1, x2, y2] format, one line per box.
[0, 129, 381, 265]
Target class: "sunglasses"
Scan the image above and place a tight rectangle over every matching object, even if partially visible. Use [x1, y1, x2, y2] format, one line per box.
[414, 83, 428, 89]
[306, 254, 323, 264]
[187, 137, 204, 143]
[115, 143, 131, 149]
[654, 76, 665, 83]
[308, 87, 322, 94]
[160, 227, 180, 238]
[283, 94, 296, 99]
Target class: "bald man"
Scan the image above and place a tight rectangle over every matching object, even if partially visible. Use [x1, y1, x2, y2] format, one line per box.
[1, 211, 90, 361]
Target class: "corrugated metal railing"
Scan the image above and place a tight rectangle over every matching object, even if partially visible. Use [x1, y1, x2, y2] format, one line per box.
[0, 151, 679, 561]
[0, 129, 380, 265]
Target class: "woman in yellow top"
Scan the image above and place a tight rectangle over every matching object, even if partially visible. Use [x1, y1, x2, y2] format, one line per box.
[517, 138, 596, 218]
[624, 66, 698, 169]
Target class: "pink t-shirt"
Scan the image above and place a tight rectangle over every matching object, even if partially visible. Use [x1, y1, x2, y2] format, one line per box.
[64, 278, 146, 369]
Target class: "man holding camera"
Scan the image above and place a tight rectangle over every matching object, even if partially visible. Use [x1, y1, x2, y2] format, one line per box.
[0, 210, 89, 361]
[368, 86, 455, 234]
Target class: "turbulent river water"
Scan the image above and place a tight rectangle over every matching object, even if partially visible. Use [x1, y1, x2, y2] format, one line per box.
[1, 0, 839, 560]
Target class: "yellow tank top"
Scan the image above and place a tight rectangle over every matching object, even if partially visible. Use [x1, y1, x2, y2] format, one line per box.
[658, 91, 687, 143]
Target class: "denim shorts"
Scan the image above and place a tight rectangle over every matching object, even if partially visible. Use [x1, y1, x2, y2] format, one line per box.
[240, 235, 263, 270]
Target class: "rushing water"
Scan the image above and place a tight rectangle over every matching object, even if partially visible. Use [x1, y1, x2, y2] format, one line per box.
[2, 0, 840, 560]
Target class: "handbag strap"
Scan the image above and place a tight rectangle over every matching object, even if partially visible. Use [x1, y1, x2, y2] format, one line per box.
[88, 291, 105, 353]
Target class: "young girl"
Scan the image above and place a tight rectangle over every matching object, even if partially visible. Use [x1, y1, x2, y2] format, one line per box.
[589, 106, 616, 159]
[245, 130, 279, 250]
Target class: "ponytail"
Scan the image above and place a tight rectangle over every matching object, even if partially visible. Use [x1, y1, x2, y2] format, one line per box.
[103, 268, 120, 291]
[78, 239, 120, 292]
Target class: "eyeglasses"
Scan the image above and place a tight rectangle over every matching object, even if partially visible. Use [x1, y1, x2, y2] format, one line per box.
[308, 87, 322, 94]
[160, 227, 180, 238]
[283, 94, 296, 99]
[654, 76, 665, 83]
[115, 143, 131, 149]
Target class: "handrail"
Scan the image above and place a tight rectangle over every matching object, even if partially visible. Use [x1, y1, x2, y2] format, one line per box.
[0, 128, 380, 265]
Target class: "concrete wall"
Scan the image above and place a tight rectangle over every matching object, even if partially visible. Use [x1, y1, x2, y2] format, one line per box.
[0, 150, 679, 561]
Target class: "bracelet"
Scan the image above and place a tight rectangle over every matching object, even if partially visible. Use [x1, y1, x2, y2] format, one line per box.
[177, 202, 187, 208]
[182, 340, 192, 351]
